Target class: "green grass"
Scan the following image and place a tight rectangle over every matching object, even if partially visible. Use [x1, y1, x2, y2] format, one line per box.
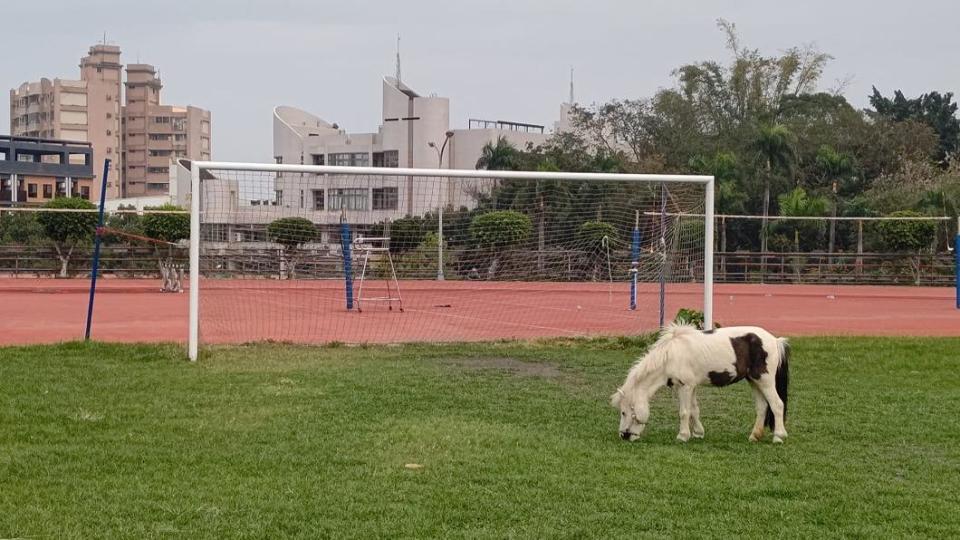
[1, 337, 959, 538]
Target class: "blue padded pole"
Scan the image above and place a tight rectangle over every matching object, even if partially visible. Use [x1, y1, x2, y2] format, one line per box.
[630, 211, 640, 311]
[84, 158, 110, 340]
[341, 220, 354, 310]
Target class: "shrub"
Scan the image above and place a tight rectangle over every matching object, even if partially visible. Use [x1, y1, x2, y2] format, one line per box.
[469, 211, 531, 250]
[267, 217, 318, 251]
[875, 210, 936, 252]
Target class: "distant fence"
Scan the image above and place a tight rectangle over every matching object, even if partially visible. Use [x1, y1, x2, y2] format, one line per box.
[0, 244, 953, 286]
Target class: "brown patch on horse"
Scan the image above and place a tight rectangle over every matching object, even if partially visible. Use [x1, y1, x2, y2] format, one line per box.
[710, 333, 769, 387]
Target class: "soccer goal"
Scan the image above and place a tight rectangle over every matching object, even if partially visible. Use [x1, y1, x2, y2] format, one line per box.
[188, 162, 714, 360]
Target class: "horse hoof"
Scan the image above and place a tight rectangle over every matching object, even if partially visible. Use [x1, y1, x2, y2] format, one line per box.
[692, 431, 705, 439]
[772, 435, 784, 444]
[749, 434, 760, 442]
[676, 434, 690, 443]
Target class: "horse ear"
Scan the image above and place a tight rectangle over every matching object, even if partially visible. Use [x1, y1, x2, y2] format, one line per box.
[610, 388, 624, 407]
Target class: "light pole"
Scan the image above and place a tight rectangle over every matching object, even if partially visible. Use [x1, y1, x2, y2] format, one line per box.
[428, 130, 454, 280]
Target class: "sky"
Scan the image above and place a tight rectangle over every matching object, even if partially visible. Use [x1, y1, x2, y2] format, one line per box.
[3, 0, 958, 164]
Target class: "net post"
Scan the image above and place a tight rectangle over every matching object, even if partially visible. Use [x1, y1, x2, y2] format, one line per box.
[658, 184, 667, 327]
[437, 204, 445, 280]
[955, 216, 959, 310]
[341, 218, 354, 310]
[188, 162, 201, 361]
[704, 177, 715, 330]
[84, 158, 110, 341]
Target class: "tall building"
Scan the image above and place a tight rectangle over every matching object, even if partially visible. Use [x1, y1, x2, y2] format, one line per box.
[10, 44, 122, 200]
[9, 43, 211, 200]
[122, 64, 211, 197]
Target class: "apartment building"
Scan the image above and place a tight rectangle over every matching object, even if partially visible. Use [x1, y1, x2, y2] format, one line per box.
[0, 135, 95, 205]
[10, 45, 122, 200]
[9, 43, 210, 200]
[122, 64, 211, 197]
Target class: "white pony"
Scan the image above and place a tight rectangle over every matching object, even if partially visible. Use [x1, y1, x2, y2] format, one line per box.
[612, 323, 790, 443]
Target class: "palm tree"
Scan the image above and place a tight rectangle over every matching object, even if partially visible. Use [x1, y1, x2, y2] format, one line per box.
[751, 124, 796, 280]
[815, 145, 855, 255]
[475, 135, 519, 171]
[777, 187, 828, 280]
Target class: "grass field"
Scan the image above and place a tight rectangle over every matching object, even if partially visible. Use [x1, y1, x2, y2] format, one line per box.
[2, 337, 959, 538]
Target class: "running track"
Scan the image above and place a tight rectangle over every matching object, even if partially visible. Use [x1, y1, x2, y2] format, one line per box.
[0, 278, 957, 346]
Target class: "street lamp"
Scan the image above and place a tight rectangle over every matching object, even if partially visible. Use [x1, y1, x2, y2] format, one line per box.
[427, 131, 454, 281]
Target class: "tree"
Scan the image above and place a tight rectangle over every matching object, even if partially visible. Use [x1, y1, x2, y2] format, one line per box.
[0, 211, 43, 245]
[267, 217, 318, 279]
[141, 204, 189, 243]
[476, 136, 520, 171]
[35, 197, 98, 277]
[751, 123, 796, 257]
[870, 88, 960, 162]
[777, 187, 828, 252]
[577, 221, 619, 280]
[814, 145, 855, 254]
[875, 210, 936, 252]
[469, 210, 531, 277]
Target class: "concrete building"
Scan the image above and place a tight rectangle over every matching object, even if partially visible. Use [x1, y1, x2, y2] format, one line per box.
[0, 135, 94, 205]
[182, 76, 569, 248]
[9, 43, 210, 201]
[122, 64, 211, 198]
[10, 45, 122, 201]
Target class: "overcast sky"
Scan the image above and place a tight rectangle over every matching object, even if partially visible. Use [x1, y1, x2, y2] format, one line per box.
[3, 0, 958, 163]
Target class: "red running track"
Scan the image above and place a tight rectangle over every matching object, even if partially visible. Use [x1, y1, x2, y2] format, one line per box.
[0, 278, 957, 346]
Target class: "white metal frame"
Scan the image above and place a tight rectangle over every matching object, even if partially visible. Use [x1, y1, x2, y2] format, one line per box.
[189, 161, 714, 361]
[353, 236, 404, 313]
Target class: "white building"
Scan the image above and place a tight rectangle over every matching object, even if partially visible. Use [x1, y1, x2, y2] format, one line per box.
[176, 76, 573, 247]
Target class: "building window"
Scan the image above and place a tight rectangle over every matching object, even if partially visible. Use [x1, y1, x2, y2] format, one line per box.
[174, 134, 187, 142]
[372, 150, 399, 168]
[311, 154, 324, 166]
[327, 152, 369, 167]
[274, 156, 283, 165]
[275, 189, 283, 206]
[153, 116, 171, 124]
[43, 184, 53, 199]
[312, 189, 325, 210]
[328, 188, 368, 211]
[80, 186, 90, 199]
[172, 118, 186, 131]
[299, 190, 305, 208]
[28, 183, 37, 198]
[147, 167, 169, 174]
[372, 187, 399, 210]
[149, 134, 171, 141]
[149, 150, 173, 157]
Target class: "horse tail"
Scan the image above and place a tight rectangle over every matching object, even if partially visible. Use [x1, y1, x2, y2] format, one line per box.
[765, 338, 790, 430]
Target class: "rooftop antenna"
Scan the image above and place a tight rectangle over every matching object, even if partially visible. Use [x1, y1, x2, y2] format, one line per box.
[569, 66, 575, 104]
[102, 32, 106, 45]
[395, 34, 402, 84]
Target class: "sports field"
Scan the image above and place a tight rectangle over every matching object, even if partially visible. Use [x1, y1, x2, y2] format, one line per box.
[1, 337, 958, 538]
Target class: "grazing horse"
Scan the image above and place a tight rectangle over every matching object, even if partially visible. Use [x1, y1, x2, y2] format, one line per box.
[611, 323, 790, 443]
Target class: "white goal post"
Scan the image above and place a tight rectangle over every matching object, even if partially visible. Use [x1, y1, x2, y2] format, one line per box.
[188, 161, 714, 361]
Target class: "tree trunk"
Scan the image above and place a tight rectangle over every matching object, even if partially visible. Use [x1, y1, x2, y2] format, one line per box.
[855, 220, 864, 275]
[53, 244, 72, 278]
[760, 159, 771, 284]
[487, 256, 499, 279]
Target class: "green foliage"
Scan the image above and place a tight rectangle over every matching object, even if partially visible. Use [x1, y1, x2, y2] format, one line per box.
[140, 204, 189, 243]
[476, 136, 521, 171]
[469, 211, 532, 251]
[0, 211, 43, 244]
[875, 210, 937, 252]
[576, 221, 618, 252]
[870, 87, 960, 162]
[674, 308, 705, 329]
[267, 217, 317, 250]
[35, 197, 97, 244]
[105, 204, 143, 242]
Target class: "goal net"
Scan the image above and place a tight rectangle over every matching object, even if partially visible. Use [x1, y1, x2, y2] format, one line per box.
[188, 163, 714, 359]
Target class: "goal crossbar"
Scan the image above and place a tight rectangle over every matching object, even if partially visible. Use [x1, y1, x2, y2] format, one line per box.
[188, 161, 715, 360]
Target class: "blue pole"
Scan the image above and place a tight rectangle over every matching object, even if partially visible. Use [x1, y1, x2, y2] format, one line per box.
[84, 158, 111, 341]
[955, 234, 959, 309]
[630, 224, 640, 311]
[341, 220, 354, 310]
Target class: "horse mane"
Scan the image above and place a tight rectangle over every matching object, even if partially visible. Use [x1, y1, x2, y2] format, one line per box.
[624, 322, 701, 390]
